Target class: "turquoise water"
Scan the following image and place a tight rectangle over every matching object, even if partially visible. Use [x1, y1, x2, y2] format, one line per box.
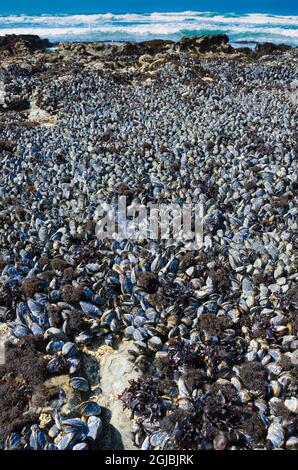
[0, 2, 297, 45]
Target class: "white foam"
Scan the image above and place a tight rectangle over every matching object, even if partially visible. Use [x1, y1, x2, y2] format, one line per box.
[0, 11, 297, 26]
[0, 23, 297, 39]
[0, 11, 297, 44]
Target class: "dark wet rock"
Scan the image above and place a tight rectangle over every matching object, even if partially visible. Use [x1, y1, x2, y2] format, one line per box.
[195, 34, 232, 52]
[2, 97, 30, 111]
[0, 34, 50, 57]
[236, 46, 254, 56]
[255, 42, 292, 56]
[58, 42, 90, 58]
[176, 34, 234, 54]
[117, 39, 173, 57]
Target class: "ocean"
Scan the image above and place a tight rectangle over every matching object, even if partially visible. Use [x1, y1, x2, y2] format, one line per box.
[0, 1, 298, 45]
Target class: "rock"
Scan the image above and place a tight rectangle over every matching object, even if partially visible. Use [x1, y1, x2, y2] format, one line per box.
[96, 342, 139, 450]
[236, 47, 254, 56]
[0, 34, 50, 57]
[117, 40, 173, 58]
[58, 42, 89, 58]
[28, 97, 57, 127]
[255, 42, 292, 56]
[177, 36, 195, 51]
[117, 42, 143, 57]
[147, 58, 165, 71]
[0, 324, 9, 367]
[176, 34, 234, 54]
[195, 34, 231, 52]
[139, 39, 174, 54]
[139, 54, 153, 65]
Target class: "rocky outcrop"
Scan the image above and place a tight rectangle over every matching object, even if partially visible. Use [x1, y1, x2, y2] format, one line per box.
[117, 39, 174, 57]
[58, 39, 174, 61]
[0, 34, 50, 58]
[0, 34, 295, 65]
[255, 42, 293, 57]
[175, 34, 234, 54]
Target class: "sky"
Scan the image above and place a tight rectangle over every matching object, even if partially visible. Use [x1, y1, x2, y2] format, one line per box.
[0, 1, 297, 16]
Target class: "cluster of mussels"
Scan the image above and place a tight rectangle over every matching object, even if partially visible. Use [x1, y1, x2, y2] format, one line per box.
[0, 37, 297, 450]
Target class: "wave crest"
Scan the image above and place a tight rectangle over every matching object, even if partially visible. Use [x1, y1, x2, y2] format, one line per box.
[0, 11, 297, 45]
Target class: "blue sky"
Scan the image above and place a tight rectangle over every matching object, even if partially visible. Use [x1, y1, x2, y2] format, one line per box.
[0, 1, 297, 15]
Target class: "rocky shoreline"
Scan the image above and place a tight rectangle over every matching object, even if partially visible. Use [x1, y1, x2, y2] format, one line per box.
[0, 34, 297, 450]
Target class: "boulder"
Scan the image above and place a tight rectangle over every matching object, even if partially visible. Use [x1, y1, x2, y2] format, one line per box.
[0, 34, 50, 57]
[139, 39, 174, 54]
[117, 39, 173, 57]
[176, 34, 234, 54]
[255, 42, 292, 56]
[195, 34, 231, 52]
[236, 46, 254, 56]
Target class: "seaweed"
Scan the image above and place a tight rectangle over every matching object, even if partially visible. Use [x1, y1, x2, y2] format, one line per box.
[180, 252, 196, 270]
[46, 305, 62, 328]
[0, 375, 36, 447]
[0, 140, 14, 152]
[0, 283, 22, 318]
[62, 267, 77, 282]
[4, 335, 47, 385]
[82, 220, 96, 236]
[197, 313, 230, 337]
[239, 362, 267, 395]
[242, 411, 266, 443]
[15, 206, 26, 221]
[137, 272, 159, 294]
[161, 410, 202, 450]
[66, 310, 88, 336]
[209, 267, 230, 294]
[284, 286, 298, 311]
[243, 179, 258, 191]
[50, 258, 70, 271]
[122, 336, 267, 449]
[21, 276, 42, 298]
[159, 390, 245, 450]
[121, 376, 164, 420]
[0, 336, 49, 446]
[61, 284, 84, 304]
[167, 337, 203, 369]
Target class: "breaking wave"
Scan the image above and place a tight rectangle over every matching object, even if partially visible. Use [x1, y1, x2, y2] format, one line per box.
[0, 11, 297, 45]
